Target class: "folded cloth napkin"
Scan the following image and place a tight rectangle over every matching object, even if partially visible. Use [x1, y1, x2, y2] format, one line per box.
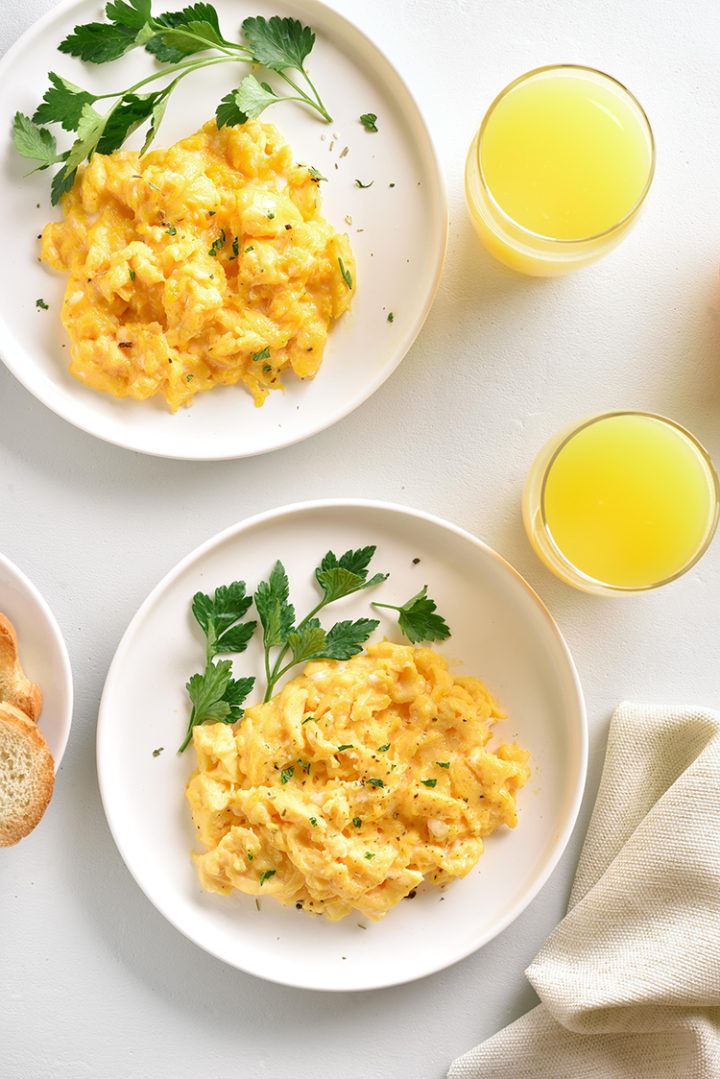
[449, 703, 720, 1079]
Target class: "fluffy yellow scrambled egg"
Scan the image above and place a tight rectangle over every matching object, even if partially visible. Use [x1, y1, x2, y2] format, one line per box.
[40, 119, 355, 410]
[186, 641, 530, 921]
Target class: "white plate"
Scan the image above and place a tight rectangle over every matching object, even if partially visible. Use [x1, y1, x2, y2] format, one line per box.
[0, 552, 73, 768]
[97, 500, 586, 990]
[0, 0, 446, 459]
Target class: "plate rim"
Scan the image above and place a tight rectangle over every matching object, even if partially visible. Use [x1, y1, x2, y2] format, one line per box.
[0, 0, 448, 461]
[0, 549, 74, 769]
[97, 497, 588, 990]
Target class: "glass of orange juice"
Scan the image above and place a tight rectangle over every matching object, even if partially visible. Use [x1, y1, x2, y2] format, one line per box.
[465, 65, 655, 275]
[523, 412, 719, 594]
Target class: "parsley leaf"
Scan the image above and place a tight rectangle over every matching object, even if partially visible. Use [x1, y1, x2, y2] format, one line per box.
[421, 778, 437, 788]
[373, 585, 451, 644]
[106, 0, 152, 30]
[180, 659, 253, 752]
[12, 113, 63, 174]
[323, 618, 378, 660]
[242, 15, 314, 72]
[59, 21, 139, 64]
[255, 561, 295, 650]
[229, 76, 280, 121]
[315, 546, 388, 602]
[360, 112, 378, 132]
[251, 347, 270, 363]
[355, 178, 373, 189]
[280, 765, 294, 783]
[33, 74, 97, 133]
[259, 869, 276, 885]
[191, 581, 256, 661]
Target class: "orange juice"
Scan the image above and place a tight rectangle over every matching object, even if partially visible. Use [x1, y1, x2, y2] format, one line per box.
[465, 67, 655, 275]
[523, 413, 719, 593]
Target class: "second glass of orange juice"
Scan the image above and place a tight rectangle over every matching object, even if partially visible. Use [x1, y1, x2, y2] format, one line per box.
[465, 66, 655, 274]
[523, 413, 720, 594]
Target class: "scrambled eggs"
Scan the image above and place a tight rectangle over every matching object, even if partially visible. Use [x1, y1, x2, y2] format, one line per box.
[40, 119, 355, 410]
[186, 641, 530, 921]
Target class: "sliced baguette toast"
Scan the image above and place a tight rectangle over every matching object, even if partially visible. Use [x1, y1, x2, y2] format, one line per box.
[0, 612, 42, 722]
[0, 702, 55, 846]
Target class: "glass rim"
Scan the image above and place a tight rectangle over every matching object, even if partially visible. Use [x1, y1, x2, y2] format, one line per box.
[475, 64, 657, 246]
[538, 410, 720, 593]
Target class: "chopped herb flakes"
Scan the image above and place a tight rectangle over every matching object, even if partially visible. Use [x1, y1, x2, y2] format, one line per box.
[352, 817, 363, 828]
[208, 230, 226, 257]
[387, 312, 394, 323]
[421, 778, 437, 788]
[337, 744, 354, 752]
[301, 715, 317, 725]
[436, 761, 450, 768]
[252, 347, 270, 363]
[377, 744, 390, 752]
[280, 766, 294, 783]
[259, 870, 276, 885]
[164, 225, 177, 236]
[309, 817, 318, 827]
[364, 852, 375, 860]
[360, 112, 378, 132]
[35, 298, 49, 310]
[365, 778, 384, 788]
[355, 178, 373, 188]
[308, 166, 327, 181]
[338, 256, 353, 289]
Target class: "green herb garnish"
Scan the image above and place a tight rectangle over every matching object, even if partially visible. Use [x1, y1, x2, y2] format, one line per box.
[309, 817, 318, 827]
[421, 778, 437, 788]
[355, 178, 373, 188]
[251, 346, 270, 363]
[337, 744, 354, 752]
[377, 743, 390, 752]
[360, 112, 378, 132]
[373, 585, 451, 644]
[364, 852, 375, 859]
[35, 297, 49, 310]
[254, 547, 386, 702]
[365, 778, 384, 788]
[352, 817, 362, 827]
[436, 761, 450, 768]
[14, 5, 333, 203]
[308, 165, 327, 181]
[259, 869, 276, 885]
[178, 581, 256, 751]
[208, 229, 226, 257]
[338, 256, 352, 289]
[280, 765, 294, 783]
[164, 224, 176, 236]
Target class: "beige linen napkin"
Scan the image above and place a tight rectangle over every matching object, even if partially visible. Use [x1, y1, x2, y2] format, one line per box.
[449, 703, 720, 1079]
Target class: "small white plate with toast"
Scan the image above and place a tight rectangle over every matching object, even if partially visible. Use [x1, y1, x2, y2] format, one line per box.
[0, 551, 73, 769]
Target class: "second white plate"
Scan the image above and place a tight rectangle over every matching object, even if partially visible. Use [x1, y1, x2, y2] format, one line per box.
[0, 0, 446, 459]
[97, 500, 586, 990]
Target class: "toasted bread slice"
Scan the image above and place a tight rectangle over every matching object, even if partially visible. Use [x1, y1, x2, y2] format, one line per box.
[0, 702, 54, 846]
[0, 613, 42, 722]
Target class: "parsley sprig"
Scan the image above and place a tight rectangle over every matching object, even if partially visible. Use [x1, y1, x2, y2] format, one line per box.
[256, 547, 387, 702]
[373, 585, 451, 645]
[179, 549, 452, 750]
[13, 1, 333, 204]
[179, 581, 257, 751]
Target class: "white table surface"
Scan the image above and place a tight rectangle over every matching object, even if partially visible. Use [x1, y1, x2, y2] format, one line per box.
[2, 1, 719, 1076]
